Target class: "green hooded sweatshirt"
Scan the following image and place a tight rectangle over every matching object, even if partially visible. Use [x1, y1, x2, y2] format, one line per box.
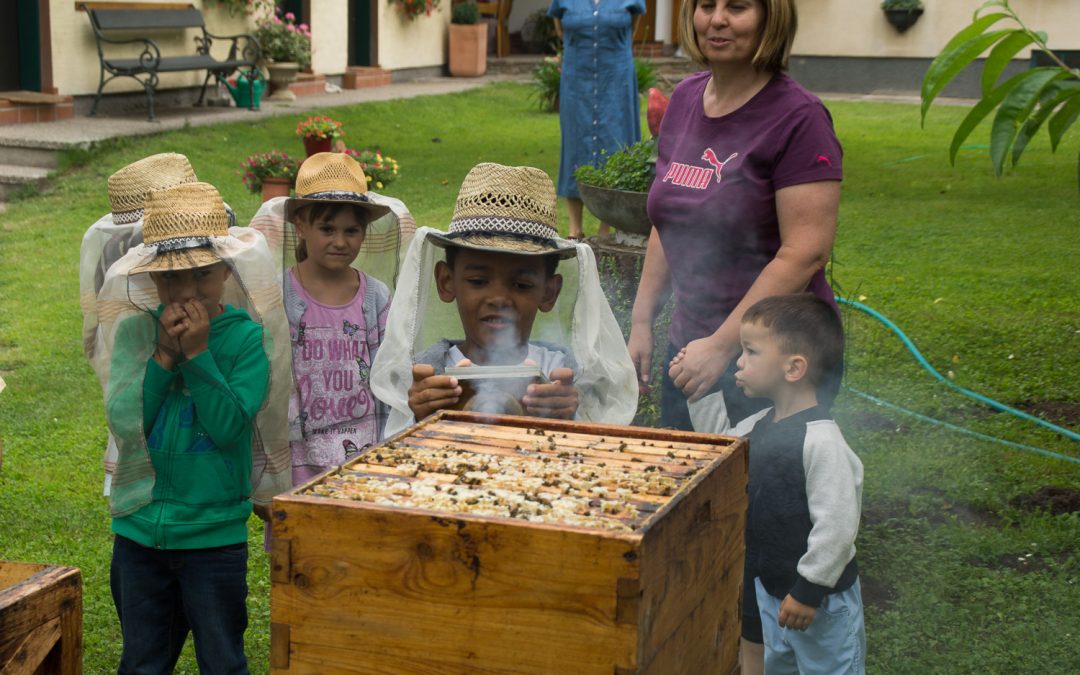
[110, 305, 268, 549]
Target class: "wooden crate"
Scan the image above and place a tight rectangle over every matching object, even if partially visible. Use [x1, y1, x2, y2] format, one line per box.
[0, 561, 83, 674]
[271, 411, 747, 674]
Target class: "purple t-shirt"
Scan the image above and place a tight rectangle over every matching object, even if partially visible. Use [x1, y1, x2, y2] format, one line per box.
[646, 71, 843, 348]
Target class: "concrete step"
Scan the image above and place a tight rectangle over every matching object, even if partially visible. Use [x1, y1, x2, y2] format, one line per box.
[0, 163, 51, 200]
[0, 139, 63, 170]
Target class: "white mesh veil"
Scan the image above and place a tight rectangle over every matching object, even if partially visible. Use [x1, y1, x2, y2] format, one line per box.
[92, 227, 292, 516]
[246, 193, 415, 289]
[370, 227, 638, 436]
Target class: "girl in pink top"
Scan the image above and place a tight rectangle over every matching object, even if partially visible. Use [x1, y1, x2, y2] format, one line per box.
[283, 153, 395, 485]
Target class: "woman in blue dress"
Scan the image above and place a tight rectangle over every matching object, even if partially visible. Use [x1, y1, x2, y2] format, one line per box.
[548, 0, 645, 240]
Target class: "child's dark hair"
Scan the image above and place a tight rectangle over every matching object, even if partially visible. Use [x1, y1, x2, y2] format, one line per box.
[742, 294, 845, 407]
[291, 203, 369, 262]
[443, 244, 560, 277]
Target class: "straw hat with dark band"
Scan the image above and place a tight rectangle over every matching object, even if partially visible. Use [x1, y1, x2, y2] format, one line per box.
[428, 162, 577, 259]
[107, 153, 198, 225]
[130, 182, 229, 274]
[285, 152, 392, 223]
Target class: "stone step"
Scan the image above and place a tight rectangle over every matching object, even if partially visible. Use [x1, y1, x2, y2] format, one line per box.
[0, 139, 63, 170]
[0, 163, 51, 200]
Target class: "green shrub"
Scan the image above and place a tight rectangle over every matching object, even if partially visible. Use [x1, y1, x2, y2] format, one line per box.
[451, 2, 479, 25]
[574, 139, 655, 192]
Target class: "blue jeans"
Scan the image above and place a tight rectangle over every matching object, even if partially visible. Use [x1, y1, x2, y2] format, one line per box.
[110, 535, 250, 674]
[755, 577, 866, 674]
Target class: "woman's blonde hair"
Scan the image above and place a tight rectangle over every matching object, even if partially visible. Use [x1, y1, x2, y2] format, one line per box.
[678, 0, 797, 73]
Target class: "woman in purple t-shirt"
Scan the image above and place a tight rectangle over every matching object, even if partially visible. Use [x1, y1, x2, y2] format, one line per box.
[630, 0, 842, 430]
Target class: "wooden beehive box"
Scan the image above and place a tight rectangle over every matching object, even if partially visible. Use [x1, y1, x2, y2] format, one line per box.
[0, 561, 83, 674]
[270, 411, 747, 674]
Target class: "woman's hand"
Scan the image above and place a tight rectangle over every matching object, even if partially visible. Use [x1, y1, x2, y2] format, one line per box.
[627, 322, 655, 394]
[522, 367, 578, 419]
[669, 335, 737, 402]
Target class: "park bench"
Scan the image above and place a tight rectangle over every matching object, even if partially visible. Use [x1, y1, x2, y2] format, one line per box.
[80, 2, 261, 121]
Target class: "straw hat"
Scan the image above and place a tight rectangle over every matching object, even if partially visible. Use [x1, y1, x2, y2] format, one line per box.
[130, 182, 230, 274]
[285, 152, 392, 223]
[428, 163, 577, 259]
[107, 153, 198, 225]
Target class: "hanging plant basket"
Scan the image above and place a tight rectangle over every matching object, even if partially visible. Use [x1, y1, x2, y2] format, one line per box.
[884, 8, 923, 33]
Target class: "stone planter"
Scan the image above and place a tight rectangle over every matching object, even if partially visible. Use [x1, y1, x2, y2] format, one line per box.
[449, 23, 488, 77]
[576, 182, 652, 236]
[884, 8, 923, 33]
[261, 176, 292, 201]
[265, 61, 300, 101]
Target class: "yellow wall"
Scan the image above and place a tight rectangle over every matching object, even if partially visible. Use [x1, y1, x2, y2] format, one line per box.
[52, 0, 253, 96]
[792, 0, 1080, 58]
[377, 3, 450, 70]
[310, 0, 350, 75]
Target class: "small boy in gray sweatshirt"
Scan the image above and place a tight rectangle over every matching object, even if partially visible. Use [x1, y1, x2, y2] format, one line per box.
[687, 293, 865, 674]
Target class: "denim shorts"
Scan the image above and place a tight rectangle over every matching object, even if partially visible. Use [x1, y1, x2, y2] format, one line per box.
[754, 576, 866, 674]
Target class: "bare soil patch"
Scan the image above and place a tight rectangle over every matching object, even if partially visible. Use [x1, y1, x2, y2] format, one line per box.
[1013, 399, 1080, 427]
[1009, 486, 1080, 516]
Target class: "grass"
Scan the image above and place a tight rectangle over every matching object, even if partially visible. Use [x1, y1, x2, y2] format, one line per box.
[0, 82, 1077, 673]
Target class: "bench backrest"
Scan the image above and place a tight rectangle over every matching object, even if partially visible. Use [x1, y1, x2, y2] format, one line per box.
[87, 6, 204, 32]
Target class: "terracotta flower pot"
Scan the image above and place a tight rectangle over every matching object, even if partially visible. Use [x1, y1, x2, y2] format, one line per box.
[261, 176, 292, 201]
[449, 23, 488, 77]
[302, 136, 333, 157]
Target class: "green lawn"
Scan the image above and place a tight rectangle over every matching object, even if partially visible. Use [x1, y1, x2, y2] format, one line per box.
[0, 82, 1077, 673]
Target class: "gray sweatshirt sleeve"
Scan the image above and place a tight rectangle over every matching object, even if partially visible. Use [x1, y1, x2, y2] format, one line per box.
[795, 420, 864, 593]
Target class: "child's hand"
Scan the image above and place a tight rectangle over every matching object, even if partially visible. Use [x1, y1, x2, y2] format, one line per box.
[178, 299, 211, 358]
[522, 367, 579, 419]
[669, 347, 687, 367]
[408, 364, 462, 420]
[778, 594, 816, 631]
[154, 303, 187, 369]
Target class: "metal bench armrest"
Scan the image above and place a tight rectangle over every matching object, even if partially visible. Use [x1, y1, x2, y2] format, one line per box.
[196, 30, 261, 64]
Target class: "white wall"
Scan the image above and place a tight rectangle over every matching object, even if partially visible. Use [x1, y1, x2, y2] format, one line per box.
[311, 0, 350, 75]
[377, 4, 450, 70]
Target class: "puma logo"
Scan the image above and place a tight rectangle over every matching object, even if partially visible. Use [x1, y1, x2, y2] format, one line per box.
[702, 148, 739, 183]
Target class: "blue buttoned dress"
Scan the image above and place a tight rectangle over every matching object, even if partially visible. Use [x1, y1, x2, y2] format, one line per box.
[548, 0, 645, 199]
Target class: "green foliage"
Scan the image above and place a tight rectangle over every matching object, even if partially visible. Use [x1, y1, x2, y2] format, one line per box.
[451, 2, 479, 25]
[574, 139, 655, 192]
[530, 53, 562, 113]
[635, 58, 658, 95]
[1, 84, 1078, 672]
[921, 0, 1079, 182]
[881, 0, 923, 10]
[522, 9, 559, 54]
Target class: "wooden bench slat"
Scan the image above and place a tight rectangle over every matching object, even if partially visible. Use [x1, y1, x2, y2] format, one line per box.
[92, 8, 204, 31]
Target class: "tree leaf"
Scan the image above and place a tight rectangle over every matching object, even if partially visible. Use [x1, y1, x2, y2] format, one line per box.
[1012, 80, 1079, 164]
[981, 31, 1037, 95]
[989, 69, 1063, 175]
[949, 70, 1030, 164]
[922, 21, 1013, 124]
[1048, 93, 1080, 151]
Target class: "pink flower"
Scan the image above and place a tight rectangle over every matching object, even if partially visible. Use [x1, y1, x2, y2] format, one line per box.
[299, 23, 309, 32]
[285, 12, 295, 21]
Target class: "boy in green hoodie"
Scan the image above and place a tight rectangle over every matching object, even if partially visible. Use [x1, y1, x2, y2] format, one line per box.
[100, 181, 272, 673]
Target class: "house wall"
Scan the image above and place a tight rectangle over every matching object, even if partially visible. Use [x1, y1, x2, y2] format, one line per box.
[377, 4, 450, 70]
[52, 0, 252, 97]
[793, 0, 1080, 58]
[311, 0, 350, 75]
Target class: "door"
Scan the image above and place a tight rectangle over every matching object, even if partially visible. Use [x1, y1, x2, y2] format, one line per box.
[349, 0, 374, 67]
[1, 0, 42, 91]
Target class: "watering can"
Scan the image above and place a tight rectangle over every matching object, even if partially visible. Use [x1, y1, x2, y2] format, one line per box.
[224, 70, 264, 110]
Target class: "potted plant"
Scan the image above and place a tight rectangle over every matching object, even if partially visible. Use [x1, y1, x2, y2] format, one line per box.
[574, 139, 656, 238]
[521, 9, 559, 54]
[240, 149, 300, 201]
[531, 53, 562, 112]
[881, 0, 924, 33]
[343, 147, 401, 191]
[254, 9, 312, 101]
[296, 115, 344, 156]
[449, 2, 487, 77]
